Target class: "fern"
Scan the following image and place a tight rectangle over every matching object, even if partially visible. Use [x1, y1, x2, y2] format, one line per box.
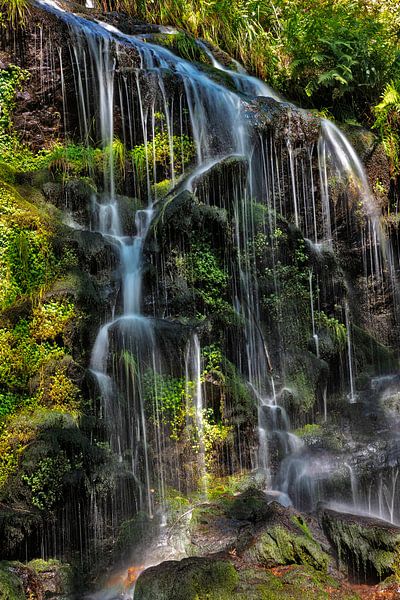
[373, 81, 400, 177]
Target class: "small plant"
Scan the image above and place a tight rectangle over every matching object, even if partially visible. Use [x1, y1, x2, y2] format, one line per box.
[174, 241, 230, 315]
[130, 129, 195, 183]
[0, 0, 29, 27]
[144, 371, 190, 441]
[373, 80, 400, 178]
[315, 311, 347, 350]
[22, 453, 72, 511]
[30, 300, 76, 342]
[202, 407, 232, 469]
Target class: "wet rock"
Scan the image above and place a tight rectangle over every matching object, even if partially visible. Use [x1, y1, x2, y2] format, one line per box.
[189, 156, 249, 208]
[249, 98, 320, 145]
[224, 488, 270, 523]
[63, 179, 96, 225]
[151, 189, 228, 247]
[134, 557, 238, 600]
[66, 230, 119, 276]
[27, 559, 72, 599]
[242, 502, 330, 572]
[114, 512, 158, 562]
[7, 564, 43, 600]
[187, 503, 251, 556]
[319, 507, 400, 581]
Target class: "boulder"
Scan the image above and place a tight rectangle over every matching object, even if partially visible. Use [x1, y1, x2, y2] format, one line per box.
[134, 557, 238, 600]
[320, 507, 400, 581]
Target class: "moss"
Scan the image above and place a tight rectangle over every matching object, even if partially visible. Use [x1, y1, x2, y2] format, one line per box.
[148, 32, 209, 64]
[115, 512, 157, 560]
[248, 523, 329, 573]
[293, 424, 323, 438]
[282, 351, 328, 415]
[233, 568, 284, 600]
[27, 558, 73, 594]
[135, 557, 239, 600]
[352, 325, 398, 375]
[0, 563, 24, 600]
[320, 508, 400, 581]
[225, 488, 270, 523]
[232, 564, 347, 600]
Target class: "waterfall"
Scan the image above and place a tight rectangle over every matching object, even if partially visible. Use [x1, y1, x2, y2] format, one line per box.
[345, 301, 357, 404]
[185, 334, 207, 494]
[26, 0, 400, 572]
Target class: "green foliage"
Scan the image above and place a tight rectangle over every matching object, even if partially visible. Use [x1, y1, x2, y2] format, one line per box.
[0, 0, 29, 27]
[202, 345, 223, 376]
[277, 1, 398, 117]
[373, 80, 400, 178]
[202, 408, 232, 470]
[151, 178, 173, 199]
[130, 129, 195, 183]
[293, 423, 322, 438]
[30, 300, 76, 342]
[0, 300, 75, 394]
[22, 453, 72, 510]
[0, 182, 56, 308]
[0, 393, 22, 420]
[144, 365, 231, 474]
[175, 241, 230, 315]
[0, 410, 39, 490]
[44, 143, 102, 176]
[0, 563, 24, 600]
[94, 0, 400, 123]
[158, 31, 207, 63]
[143, 371, 188, 441]
[46, 368, 81, 413]
[315, 311, 347, 350]
[0, 67, 28, 145]
[263, 238, 310, 348]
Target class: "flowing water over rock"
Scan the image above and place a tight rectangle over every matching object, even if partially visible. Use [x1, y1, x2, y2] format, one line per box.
[4, 0, 400, 595]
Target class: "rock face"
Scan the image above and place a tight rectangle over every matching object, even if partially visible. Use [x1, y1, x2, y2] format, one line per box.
[134, 557, 239, 600]
[0, 560, 71, 600]
[0, 0, 399, 598]
[320, 507, 400, 582]
[136, 489, 400, 598]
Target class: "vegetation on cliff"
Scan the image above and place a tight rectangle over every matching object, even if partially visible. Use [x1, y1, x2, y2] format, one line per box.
[0, 1, 399, 598]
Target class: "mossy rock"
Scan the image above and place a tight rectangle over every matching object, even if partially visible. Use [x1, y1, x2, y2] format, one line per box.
[235, 565, 332, 600]
[283, 351, 329, 415]
[247, 524, 329, 572]
[188, 502, 251, 556]
[190, 155, 248, 208]
[233, 568, 285, 600]
[352, 325, 397, 375]
[240, 503, 330, 573]
[134, 556, 239, 600]
[27, 559, 73, 597]
[0, 563, 24, 600]
[224, 488, 270, 523]
[114, 512, 158, 560]
[320, 507, 400, 581]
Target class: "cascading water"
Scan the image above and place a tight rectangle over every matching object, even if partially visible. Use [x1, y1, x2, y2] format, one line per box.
[26, 0, 400, 586]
